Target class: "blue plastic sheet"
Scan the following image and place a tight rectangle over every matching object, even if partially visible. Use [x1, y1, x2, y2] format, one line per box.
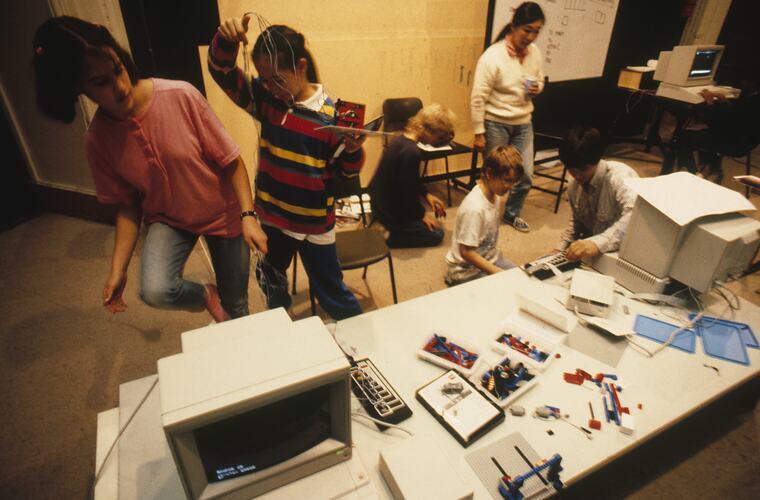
[690, 315, 751, 365]
[634, 315, 696, 353]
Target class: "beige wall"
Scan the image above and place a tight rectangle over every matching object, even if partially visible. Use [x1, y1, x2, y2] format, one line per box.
[203, 0, 489, 186]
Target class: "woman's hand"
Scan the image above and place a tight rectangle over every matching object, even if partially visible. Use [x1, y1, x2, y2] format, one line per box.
[103, 270, 128, 313]
[242, 216, 269, 254]
[527, 81, 541, 96]
[218, 14, 251, 44]
[473, 134, 486, 150]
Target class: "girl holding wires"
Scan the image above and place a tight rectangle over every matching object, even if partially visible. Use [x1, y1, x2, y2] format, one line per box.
[208, 14, 366, 320]
[32, 17, 267, 322]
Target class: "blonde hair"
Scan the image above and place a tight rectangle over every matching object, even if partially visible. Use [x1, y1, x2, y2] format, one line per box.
[483, 145, 524, 181]
[405, 103, 456, 141]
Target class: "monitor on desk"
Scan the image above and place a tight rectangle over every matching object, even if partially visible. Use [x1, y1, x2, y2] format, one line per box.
[592, 174, 760, 294]
[654, 45, 724, 87]
[157, 318, 352, 500]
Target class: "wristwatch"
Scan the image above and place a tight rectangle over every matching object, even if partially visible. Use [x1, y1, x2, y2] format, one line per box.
[240, 210, 257, 220]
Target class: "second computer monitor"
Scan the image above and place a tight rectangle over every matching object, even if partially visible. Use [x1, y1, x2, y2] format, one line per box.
[655, 44, 724, 87]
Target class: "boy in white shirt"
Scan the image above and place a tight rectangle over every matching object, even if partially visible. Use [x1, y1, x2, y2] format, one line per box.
[445, 146, 524, 285]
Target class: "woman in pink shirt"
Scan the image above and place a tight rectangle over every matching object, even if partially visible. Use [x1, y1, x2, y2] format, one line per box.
[33, 16, 267, 321]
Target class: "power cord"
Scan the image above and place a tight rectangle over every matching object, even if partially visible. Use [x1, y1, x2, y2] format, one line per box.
[86, 377, 159, 500]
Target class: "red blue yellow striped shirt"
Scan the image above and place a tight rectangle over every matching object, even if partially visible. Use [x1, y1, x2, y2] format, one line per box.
[208, 34, 364, 234]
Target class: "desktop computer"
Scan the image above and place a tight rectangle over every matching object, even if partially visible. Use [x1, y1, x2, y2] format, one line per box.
[592, 173, 759, 294]
[158, 317, 352, 500]
[653, 44, 740, 103]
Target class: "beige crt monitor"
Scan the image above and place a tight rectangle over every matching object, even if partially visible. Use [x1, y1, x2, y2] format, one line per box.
[654, 45, 724, 87]
[158, 318, 352, 500]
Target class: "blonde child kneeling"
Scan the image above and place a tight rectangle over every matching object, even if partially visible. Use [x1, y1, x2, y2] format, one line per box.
[445, 146, 524, 286]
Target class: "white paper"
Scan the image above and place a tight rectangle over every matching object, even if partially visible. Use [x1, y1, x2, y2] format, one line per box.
[417, 142, 452, 152]
[625, 172, 756, 226]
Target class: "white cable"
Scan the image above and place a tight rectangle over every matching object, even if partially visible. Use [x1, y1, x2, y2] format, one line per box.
[351, 412, 414, 437]
[89, 377, 159, 498]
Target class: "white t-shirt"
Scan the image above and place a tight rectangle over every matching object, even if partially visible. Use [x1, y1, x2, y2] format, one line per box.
[445, 184, 502, 282]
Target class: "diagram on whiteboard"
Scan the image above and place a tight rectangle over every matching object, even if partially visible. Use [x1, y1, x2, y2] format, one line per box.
[489, 0, 620, 82]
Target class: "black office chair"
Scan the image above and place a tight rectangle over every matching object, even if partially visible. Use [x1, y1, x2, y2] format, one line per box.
[531, 131, 568, 214]
[291, 173, 398, 316]
[382, 97, 473, 207]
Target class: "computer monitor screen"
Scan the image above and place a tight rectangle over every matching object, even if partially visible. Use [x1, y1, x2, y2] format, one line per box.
[195, 385, 332, 484]
[689, 49, 720, 79]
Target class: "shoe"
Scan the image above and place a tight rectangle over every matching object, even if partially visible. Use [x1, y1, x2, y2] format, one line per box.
[204, 284, 230, 323]
[503, 215, 530, 233]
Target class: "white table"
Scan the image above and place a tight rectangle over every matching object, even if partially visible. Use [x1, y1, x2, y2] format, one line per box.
[95, 268, 760, 499]
[333, 269, 760, 498]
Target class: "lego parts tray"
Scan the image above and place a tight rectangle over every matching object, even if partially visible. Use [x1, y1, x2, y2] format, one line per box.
[491, 317, 562, 372]
[418, 332, 482, 377]
[470, 352, 540, 409]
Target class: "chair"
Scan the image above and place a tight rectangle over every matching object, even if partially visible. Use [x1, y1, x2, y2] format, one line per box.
[291, 174, 398, 316]
[531, 131, 568, 214]
[382, 97, 473, 206]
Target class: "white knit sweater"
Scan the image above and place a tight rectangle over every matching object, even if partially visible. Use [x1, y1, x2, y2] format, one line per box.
[470, 41, 544, 134]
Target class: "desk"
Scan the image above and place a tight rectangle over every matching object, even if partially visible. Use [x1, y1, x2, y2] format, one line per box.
[95, 269, 760, 499]
[419, 141, 474, 207]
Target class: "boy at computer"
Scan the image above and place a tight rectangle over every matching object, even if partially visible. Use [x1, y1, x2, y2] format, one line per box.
[445, 146, 523, 285]
[557, 126, 639, 261]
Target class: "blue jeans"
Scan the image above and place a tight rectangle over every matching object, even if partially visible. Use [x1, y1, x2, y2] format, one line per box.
[140, 222, 250, 318]
[387, 220, 444, 248]
[257, 225, 362, 320]
[484, 120, 534, 220]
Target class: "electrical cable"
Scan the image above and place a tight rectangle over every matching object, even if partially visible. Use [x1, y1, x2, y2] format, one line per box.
[350, 412, 414, 437]
[87, 377, 159, 500]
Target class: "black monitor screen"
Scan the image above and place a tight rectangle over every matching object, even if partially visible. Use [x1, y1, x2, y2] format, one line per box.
[689, 49, 719, 78]
[194, 385, 332, 483]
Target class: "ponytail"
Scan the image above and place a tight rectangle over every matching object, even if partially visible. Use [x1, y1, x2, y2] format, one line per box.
[252, 25, 320, 83]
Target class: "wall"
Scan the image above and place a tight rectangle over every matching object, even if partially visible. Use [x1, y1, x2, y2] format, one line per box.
[0, 0, 94, 194]
[205, 0, 488, 185]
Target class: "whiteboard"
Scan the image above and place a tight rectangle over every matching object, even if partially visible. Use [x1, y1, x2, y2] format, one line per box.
[488, 0, 620, 82]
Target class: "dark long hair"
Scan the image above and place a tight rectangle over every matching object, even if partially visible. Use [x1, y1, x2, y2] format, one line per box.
[495, 2, 546, 41]
[32, 16, 139, 123]
[252, 25, 319, 83]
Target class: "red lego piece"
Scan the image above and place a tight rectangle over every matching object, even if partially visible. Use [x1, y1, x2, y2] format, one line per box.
[622, 407, 630, 414]
[555, 353, 561, 359]
[576, 369, 593, 380]
[564, 372, 585, 385]
[589, 419, 601, 430]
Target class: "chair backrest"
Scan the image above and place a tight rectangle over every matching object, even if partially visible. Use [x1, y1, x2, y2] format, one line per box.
[382, 98, 423, 134]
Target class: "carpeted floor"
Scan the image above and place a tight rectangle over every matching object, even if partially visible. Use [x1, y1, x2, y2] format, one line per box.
[0, 145, 758, 499]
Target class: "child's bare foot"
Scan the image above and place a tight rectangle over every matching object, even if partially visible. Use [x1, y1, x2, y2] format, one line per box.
[204, 284, 230, 323]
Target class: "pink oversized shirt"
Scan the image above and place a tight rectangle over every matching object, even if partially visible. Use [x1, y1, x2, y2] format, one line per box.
[85, 78, 242, 237]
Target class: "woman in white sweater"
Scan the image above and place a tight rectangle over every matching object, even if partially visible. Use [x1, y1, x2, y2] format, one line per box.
[471, 2, 545, 232]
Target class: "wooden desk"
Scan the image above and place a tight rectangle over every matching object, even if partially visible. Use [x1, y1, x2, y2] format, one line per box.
[95, 269, 760, 499]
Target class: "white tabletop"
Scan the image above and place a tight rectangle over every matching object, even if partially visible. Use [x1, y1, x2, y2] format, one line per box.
[334, 268, 760, 498]
[95, 268, 760, 499]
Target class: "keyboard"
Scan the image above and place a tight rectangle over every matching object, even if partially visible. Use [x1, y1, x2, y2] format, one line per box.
[522, 252, 581, 280]
[350, 358, 412, 429]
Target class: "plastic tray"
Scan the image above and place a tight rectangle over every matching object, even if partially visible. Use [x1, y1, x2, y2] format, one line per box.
[418, 332, 482, 377]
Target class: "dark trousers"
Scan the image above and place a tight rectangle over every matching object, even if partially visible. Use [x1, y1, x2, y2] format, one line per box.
[256, 225, 362, 320]
[387, 220, 444, 248]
